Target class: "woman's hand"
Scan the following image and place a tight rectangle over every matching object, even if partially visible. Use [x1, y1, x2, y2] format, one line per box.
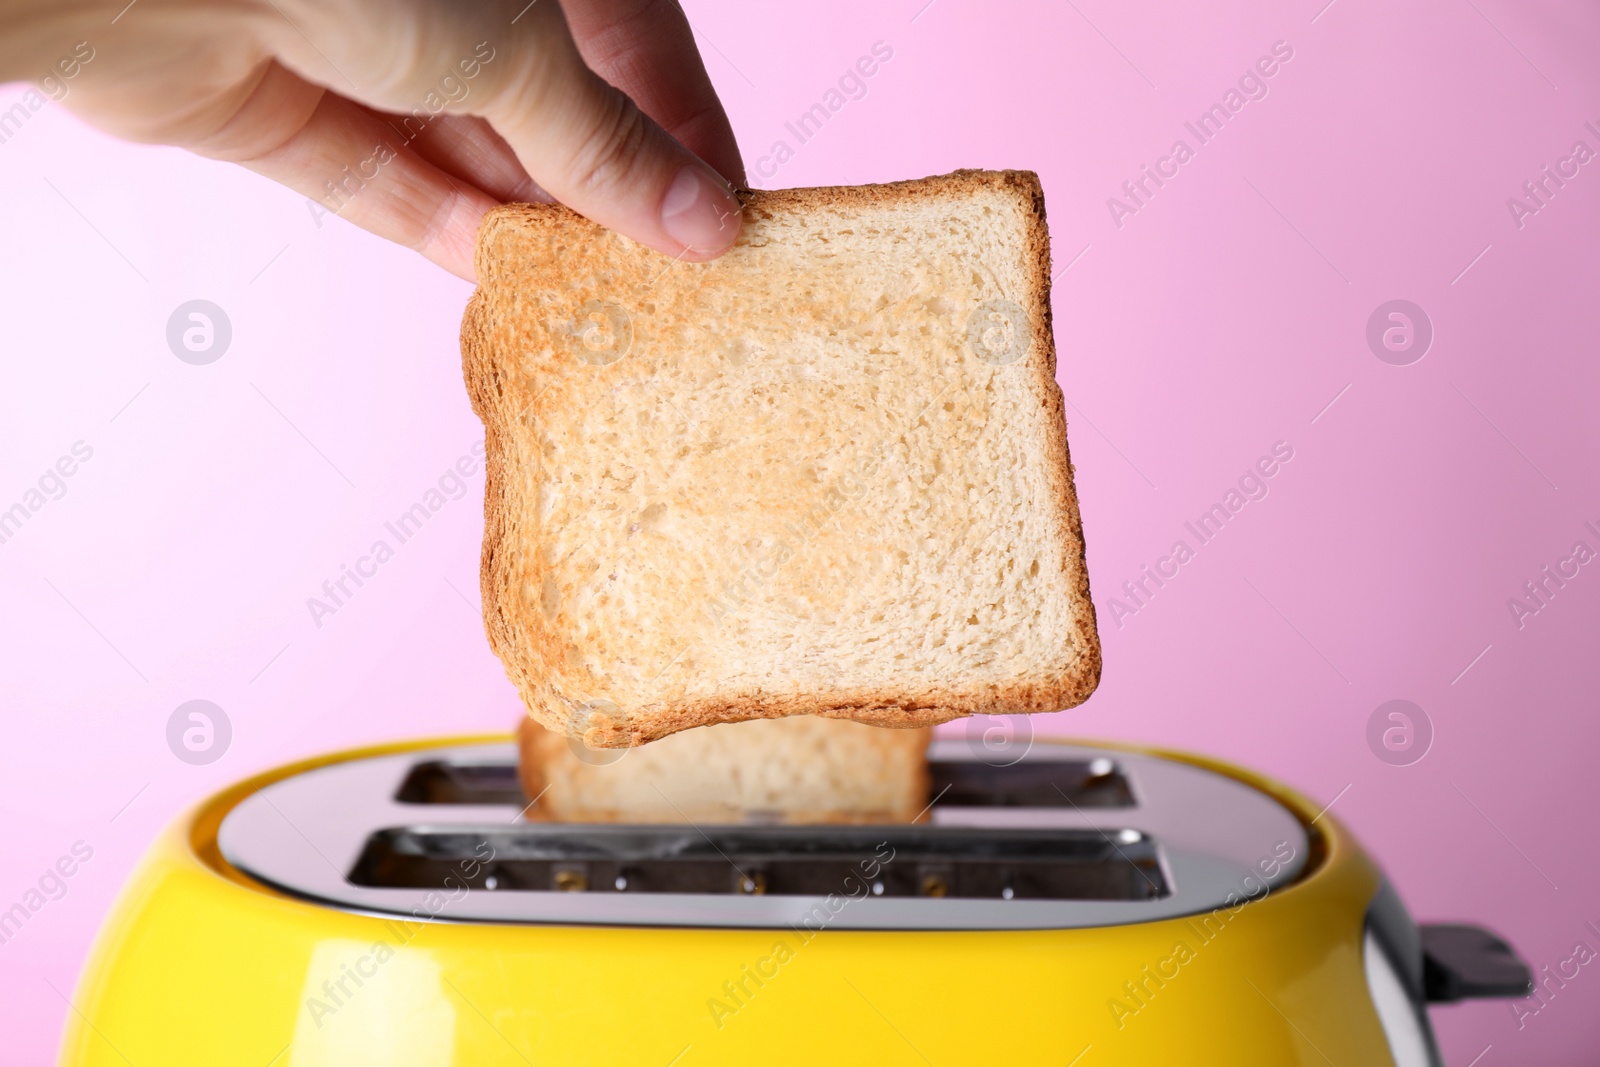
[2, 0, 746, 279]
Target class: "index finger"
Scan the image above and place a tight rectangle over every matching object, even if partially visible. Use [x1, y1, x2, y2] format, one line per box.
[562, 0, 746, 186]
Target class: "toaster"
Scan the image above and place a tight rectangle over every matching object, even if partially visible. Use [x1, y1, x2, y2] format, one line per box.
[60, 734, 1530, 1065]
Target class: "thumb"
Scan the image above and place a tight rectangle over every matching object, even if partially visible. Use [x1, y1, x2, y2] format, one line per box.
[480, 6, 743, 261]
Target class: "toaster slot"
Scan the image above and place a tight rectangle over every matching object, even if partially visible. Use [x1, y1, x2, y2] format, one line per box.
[347, 826, 1168, 902]
[929, 757, 1134, 808]
[394, 755, 1136, 811]
[393, 755, 1137, 812]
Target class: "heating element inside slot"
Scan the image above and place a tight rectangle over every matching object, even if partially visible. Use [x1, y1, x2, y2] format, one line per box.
[395, 761, 524, 805]
[347, 826, 1167, 901]
[930, 759, 1134, 808]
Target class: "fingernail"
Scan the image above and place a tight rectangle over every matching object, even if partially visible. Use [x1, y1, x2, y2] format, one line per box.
[660, 166, 741, 255]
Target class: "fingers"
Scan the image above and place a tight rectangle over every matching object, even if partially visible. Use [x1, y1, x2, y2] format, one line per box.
[562, 0, 746, 187]
[196, 62, 498, 280]
[472, 2, 742, 261]
[230, 2, 743, 266]
[400, 113, 552, 204]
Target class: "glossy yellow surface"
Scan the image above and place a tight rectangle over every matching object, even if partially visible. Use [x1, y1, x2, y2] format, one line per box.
[61, 736, 1396, 1066]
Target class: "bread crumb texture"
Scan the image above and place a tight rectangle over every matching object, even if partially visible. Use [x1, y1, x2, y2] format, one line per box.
[462, 170, 1100, 747]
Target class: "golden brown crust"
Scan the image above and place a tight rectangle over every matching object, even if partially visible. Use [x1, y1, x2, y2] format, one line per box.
[462, 169, 1101, 747]
[1008, 170, 1104, 715]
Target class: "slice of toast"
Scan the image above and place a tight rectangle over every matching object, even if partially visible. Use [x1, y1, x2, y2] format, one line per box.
[518, 714, 932, 824]
[463, 169, 1099, 748]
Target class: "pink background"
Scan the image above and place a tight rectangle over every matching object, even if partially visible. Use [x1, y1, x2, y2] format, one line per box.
[2, 0, 1597, 1062]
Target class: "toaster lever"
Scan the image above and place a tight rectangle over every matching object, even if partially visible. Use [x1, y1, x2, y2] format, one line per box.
[1419, 923, 1533, 1003]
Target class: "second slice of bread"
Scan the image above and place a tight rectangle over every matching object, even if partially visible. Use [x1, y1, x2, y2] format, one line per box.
[463, 170, 1100, 747]
[519, 715, 932, 824]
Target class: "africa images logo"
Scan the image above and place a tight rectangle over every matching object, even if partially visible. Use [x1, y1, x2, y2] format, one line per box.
[1106, 40, 1295, 229]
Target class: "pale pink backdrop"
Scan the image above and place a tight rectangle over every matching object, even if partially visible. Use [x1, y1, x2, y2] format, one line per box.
[2, 0, 1597, 1062]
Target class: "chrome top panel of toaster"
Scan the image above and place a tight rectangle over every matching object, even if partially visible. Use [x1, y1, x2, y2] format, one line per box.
[217, 738, 1309, 930]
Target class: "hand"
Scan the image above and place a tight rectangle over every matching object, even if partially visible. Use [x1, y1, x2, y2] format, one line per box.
[2, 0, 746, 280]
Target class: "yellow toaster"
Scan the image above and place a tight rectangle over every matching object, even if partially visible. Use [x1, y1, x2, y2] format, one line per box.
[59, 734, 1530, 1065]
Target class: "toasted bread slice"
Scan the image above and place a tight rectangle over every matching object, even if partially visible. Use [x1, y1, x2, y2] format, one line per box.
[463, 169, 1099, 747]
[518, 714, 931, 824]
